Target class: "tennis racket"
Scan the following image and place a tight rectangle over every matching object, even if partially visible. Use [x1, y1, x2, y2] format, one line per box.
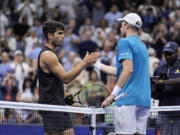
[65, 83, 126, 107]
[65, 83, 92, 106]
[65, 83, 110, 107]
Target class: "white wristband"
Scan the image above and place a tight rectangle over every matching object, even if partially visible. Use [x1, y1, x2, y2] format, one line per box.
[94, 61, 103, 70]
[112, 85, 122, 96]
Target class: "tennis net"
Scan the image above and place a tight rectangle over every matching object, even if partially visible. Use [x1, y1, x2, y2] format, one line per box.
[0, 101, 180, 135]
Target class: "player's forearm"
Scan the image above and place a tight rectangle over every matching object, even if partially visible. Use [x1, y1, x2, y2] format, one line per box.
[101, 64, 117, 75]
[116, 67, 133, 88]
[94, 61, 116, 75]
[111, 61, 133, 96]
[62, 61, 86, 83]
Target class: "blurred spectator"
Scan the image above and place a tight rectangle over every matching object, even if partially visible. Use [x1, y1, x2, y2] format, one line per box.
[68, 18, 79, 35]
[16, 0, 36, 26]
[46, 0, 58, 9]
[32, 0, 43, 8]
[92, 28, 106, 49]
[106, 31, 119, 51]
[16, 108, 42, 124]
[13, 16, 29, 52]
[138, 0, 158, 32]
[0, 51, 11, 77]
[5, 28, 17, 58]
[40, 1, 57, 22]
[112, 21, 121, 35]
[2, 109, 18, 124]
[0, 9, 9, 37]
[163, 0, 180, 9]
[139, 28, 153, 48]
[74, 0, 90, 26]
[79, 18, 95, 39]
[96, 19, 112, 36]
[23, 29, 40, 58]
[32, 18, 44, 42]
[13, 16, 30, 40]
[16, 77, 38, 103]
[27, 41, 42, 61]
[138, 0, 157, 16]
[142, 7, 157, 32]
[153, 42, 180, 135]
[148, 48, 160, 77]
[104, 4, 123, 28]
[0, 67, 18, 101]
[10, 50, 30, 91]
[169, 8, 180, 21]
[63, 27, 80, 58]
[78, 30, 98, 59]
[0, 38, 10, 54]
[58, 0, 77, 23]
[172, 21, 180, 46]
[63, 51, 78, 72]
[92, 0, 105, 27]
[169, 13, 177, 34]
[0, 108, 5, 122]
[153, 23, 172, 59]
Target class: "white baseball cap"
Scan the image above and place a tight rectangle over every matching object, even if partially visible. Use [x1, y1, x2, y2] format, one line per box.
[15, 50, 22, 56]
[117, 13, 142, 28]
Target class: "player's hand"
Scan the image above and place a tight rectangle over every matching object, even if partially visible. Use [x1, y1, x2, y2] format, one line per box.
[64, 92, 74, 105]
[101, 95, 115, 108]
[83, 52, 101, 65]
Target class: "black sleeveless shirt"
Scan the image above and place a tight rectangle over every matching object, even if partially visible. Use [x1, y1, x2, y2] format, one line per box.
[38, 46, 65, 105]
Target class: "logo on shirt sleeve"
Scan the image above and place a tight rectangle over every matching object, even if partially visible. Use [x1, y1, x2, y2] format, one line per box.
[120, 53, 129, 56]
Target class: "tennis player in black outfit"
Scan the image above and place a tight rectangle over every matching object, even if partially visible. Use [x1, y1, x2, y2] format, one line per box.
[38, 21, 100, 135]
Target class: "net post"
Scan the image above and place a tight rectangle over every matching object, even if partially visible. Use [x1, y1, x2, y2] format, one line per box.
[91, 113, 96, 135]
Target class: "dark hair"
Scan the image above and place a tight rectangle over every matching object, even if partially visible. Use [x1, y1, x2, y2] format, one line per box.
[43, 20, 65, 40]
[23, 77, 34, 93]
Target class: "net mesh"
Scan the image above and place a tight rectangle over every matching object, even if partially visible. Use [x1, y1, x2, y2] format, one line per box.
[0, 101, 180, 135]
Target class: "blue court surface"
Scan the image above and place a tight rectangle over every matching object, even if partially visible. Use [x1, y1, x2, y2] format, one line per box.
[0, 124, 155, 135]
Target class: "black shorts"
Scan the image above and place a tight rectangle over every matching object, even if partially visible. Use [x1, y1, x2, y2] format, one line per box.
[40, 111, 73, 134]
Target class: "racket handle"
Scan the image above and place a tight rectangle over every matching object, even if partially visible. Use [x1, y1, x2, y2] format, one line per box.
[113, 92, 127, 102]
[65, 95, 74, 105]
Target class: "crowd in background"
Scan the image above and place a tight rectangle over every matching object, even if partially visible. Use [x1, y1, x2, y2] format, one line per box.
[0, 0, 180, 124]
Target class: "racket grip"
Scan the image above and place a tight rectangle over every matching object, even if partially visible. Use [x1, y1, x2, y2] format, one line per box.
[113, 92, 127, 102]
[65, 95, 74, 105]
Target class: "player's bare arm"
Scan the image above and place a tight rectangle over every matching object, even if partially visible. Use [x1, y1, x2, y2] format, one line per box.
[94, 61, 116, 75]
[116, 59, 133, 88]
[100, 64, 116, 75]
[40, 51, 100, 83]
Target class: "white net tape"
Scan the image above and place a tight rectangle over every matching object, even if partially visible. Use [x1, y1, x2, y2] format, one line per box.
[0, 101, 180, 135]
